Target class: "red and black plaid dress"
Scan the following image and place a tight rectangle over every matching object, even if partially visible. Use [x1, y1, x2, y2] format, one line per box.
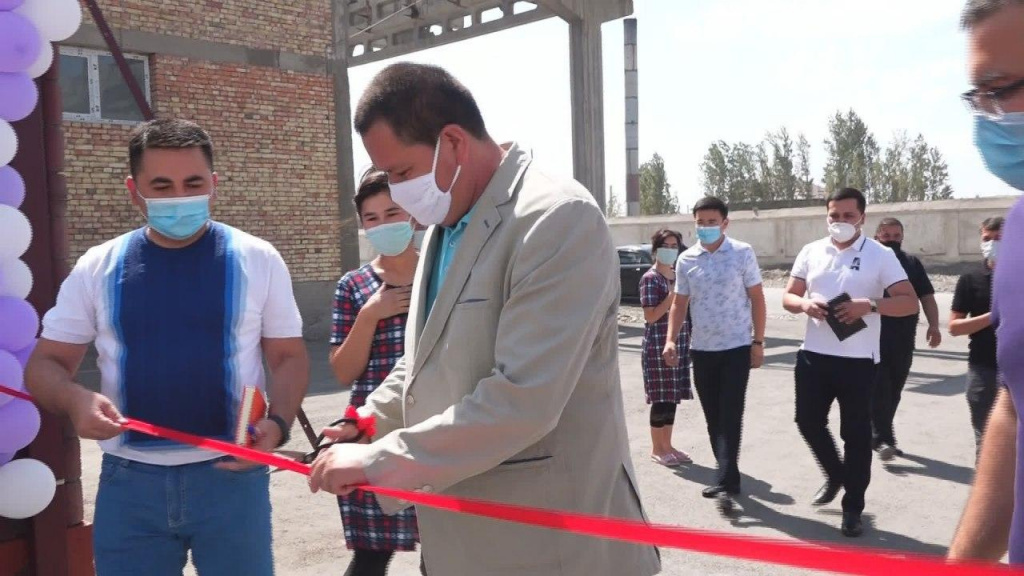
[639, 268, 693, 404]
[330, 264, 418, 551]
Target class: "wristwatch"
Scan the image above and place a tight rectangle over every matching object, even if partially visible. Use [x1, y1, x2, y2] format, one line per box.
[267, 414, 291, 448]
[869, 299, 879, 313]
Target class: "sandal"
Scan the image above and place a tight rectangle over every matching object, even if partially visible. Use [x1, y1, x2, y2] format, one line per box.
[651, 453, 682, 467]
[671, 449, 692, 464]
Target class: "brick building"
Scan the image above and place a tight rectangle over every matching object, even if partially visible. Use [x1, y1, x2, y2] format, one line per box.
[54, 0, 629, 341]
[58, 1, 342, 337]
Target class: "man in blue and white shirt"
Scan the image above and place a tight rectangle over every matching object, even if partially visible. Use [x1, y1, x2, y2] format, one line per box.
[26, 119, 309, 575]
[664, 196, 766, 510]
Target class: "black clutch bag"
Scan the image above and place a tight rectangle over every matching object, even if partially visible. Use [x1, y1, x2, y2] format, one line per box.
[824, 292, 867, 341]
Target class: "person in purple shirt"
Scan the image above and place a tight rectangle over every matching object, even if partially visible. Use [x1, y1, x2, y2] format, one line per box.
[949, 0, 1024, 565]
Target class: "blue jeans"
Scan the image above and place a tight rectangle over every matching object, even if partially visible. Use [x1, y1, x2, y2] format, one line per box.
[94, 454, 273, 576]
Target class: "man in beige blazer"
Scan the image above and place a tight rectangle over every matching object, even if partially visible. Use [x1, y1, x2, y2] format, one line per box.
[308, 62, 660, 576]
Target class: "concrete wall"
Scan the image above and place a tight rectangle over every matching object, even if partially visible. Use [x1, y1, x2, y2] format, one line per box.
[602, 196, 1019, 268]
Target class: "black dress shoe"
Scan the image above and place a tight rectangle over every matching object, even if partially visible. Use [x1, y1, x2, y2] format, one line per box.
[702, 485, 740, 499]
[841, 512, 863, 537]
[811, 481, 842, 506]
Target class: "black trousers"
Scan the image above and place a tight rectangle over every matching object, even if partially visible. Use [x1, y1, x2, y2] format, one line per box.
[692, 346, 751, 492]
[966, 364, 999, 451]
[343, 550, 428, 576]
[795, 350, 876, 515]
[871, 344, 915, 447]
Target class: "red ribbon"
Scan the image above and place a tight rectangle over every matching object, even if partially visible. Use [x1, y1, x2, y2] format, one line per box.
[0, 384, 1018, 575]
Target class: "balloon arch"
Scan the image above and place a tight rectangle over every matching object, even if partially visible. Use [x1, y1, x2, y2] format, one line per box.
[0, 0, 85, 565]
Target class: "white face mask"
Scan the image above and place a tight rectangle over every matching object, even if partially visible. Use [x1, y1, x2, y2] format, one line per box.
[981, 239, 1000, 262]
[388, 137, 462, 226]
[827, 218, 859, 244]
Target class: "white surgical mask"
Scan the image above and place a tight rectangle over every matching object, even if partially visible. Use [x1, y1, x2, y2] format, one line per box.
[388, 137, 462, 226]
[981, 239, 1000, 262]
[827, 219, 859, 244]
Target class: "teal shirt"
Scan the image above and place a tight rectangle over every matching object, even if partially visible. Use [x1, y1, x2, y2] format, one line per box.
[426, 208, 475, 315]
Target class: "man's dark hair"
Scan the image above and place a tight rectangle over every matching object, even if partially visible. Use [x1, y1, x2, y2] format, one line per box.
[961, 0, 1024, 29]
[651, 228, 683, 253]
[826, 187, 866, 213]
[982, 216, 1005, 231]
[354, 62, 489, 146]
[876, 217, 904, 232]
[692, 196, 729, 219]
[354, 167, 391, 218]
[128, 118, 214, 177]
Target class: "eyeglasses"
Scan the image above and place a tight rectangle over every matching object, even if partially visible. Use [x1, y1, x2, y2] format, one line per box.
[962, 77, 1024, 119]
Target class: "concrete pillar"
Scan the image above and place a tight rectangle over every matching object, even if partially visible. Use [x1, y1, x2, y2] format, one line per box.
[331, 0, 361, 273]
[623, 18, 639, 216]
[569, 17, 606, 212]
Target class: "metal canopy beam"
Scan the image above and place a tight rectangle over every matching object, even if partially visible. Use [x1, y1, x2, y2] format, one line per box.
[532, 0, 579, 23]
[346, 0, 556, 66]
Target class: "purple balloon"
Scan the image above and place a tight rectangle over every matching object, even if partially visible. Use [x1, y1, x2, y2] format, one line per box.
[0, 72, 36, 122]
[0, 12, 40, 74]
[0, 0, 25, 10]
[0, 297, 38, 351]
[0, 165, 26, 208]
[0, 399, 40, 453]
[0, 452, 13, 467]
[0, 349, 22, 409]
[11, 338, 36, 368]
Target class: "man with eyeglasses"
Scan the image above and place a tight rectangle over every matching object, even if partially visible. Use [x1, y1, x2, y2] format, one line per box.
[948, 0, 1024, 565]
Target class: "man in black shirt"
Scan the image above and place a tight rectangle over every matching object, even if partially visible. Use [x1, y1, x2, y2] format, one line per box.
[872, 218, 941, 460]
[950, 216, 1002, 454]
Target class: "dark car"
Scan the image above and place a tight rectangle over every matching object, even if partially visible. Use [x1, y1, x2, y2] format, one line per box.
[618, 244, 654, 301]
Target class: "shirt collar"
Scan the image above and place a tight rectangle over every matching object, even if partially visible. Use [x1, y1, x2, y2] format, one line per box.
[825, 234, 867, 253]
[446, 206, 475, 233]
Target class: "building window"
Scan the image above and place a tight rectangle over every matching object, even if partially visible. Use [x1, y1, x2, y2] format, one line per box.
[58, 47, 150, 124]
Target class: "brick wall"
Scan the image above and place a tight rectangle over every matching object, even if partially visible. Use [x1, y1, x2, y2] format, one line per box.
[82, 0, 331, 57]
[62, 55, 343, 283]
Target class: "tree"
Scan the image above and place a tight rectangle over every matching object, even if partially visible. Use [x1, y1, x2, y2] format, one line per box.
[699, 141, 732, 199]
[639, 153, 680, 215]
[606, 186, 623, 218]
[823, 109, 879, 196]
[926, 147, 954, 200]
[766, 128, 798, 201]
[796, 133, 815, 199]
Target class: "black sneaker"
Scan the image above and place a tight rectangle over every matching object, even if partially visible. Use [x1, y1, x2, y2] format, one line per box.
[877, 443, 897, 462]
[841, 512, 863, 537]
[811, 481, 842, 506]
[702, 485, 740, 499]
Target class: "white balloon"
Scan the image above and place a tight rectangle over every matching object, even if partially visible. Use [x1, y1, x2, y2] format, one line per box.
[26, 39, 53, 79]
[0, 458, 56, 519]
[14, 0, 82, 42]
[0, 259, 32, 299]
[0, 120, 15, 166]
[0, 206, 31, 260]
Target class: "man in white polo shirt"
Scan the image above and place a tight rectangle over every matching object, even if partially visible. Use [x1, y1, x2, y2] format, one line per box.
[783, 187, 919, 538]
[663, 196, 766, 514]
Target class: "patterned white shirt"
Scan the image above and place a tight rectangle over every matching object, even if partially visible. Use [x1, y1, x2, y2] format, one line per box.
[674, 236, 762, 352]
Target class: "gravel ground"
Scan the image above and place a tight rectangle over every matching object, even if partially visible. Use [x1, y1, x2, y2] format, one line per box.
[618, 269, 961, 325]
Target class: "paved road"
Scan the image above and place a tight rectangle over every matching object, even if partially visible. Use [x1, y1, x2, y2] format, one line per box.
[76, 288, 980, 574]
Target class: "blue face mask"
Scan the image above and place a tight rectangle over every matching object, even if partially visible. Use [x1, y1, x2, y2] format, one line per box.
[144, 194, 211, 240]
[696, 225, 722, 244]
[975, 112, 1024, 190]
[655, 247, 679, 265]
[366, 219, 414, 257]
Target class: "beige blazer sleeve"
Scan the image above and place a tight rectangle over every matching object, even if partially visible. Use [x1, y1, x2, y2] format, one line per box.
[363, 198, 617, 495]
[360, 354, 407, 440]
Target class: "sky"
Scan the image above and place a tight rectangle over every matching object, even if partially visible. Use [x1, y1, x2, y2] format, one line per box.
[346, 0, 1019, 213]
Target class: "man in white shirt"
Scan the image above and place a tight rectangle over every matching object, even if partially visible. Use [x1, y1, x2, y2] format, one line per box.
[663, 196, 766, 513]
[25, 119, 309, 575]
[783, 187, 918, 537]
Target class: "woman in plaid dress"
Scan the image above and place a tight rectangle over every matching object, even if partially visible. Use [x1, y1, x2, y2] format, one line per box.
[640, 228, 693, 467]
[328, 169, 423, 576]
